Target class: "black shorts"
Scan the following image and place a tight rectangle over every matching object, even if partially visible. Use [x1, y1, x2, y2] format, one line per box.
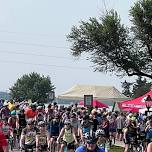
[13, 128, 17, 134]
[62, 141, 75, 150]
[38, 145, 48, 151]
[117, 129, 123, 134]
[24, 144, 36, 152]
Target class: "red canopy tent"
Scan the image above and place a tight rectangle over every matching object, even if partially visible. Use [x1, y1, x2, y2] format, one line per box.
[121, 107, 139, 113]
[119, 90, 152, 111]
[79, 100, 108, 108]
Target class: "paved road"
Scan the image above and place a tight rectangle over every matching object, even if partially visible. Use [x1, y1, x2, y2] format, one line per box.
[115, 141, 125, 148]
[10, 141, 125, 151]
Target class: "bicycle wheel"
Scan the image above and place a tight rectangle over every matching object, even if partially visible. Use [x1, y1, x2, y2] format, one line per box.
[129, 144, 137, 152]
[9, 137, 14, 151]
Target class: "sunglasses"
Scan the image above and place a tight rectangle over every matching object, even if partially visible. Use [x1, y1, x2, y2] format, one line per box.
[87, 141, 96, 144]
[65, 123, 70, 125]
[28, 123, 34, 125]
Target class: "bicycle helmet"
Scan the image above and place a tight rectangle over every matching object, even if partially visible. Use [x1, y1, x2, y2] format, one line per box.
[84, 132, 90, 139]
[64, 119, 71, 125]
[27, 119, 34, 125]
[38, 121, 45, 127]
[37, 106, 43, 110]
[130, 116, 136, 122]
[86, 133, 98, 144]
[11, 110, 16, 116]
[95, 129, 105, 137]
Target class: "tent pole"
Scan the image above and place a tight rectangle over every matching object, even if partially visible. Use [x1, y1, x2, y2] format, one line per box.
[112, 102, 116, 112]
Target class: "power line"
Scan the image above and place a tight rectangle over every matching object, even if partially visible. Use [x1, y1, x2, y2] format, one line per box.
[0, 40, 69, 49]
[0, 50, 84, 60]
[0, 59, 90, 70]
[0, 30, 54, 37]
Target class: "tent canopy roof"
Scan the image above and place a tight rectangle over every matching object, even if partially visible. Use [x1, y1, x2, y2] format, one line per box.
[58, 84, 128, 102]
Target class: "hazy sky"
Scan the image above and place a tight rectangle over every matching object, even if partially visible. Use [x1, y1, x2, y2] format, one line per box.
[0, 0, 136, 95]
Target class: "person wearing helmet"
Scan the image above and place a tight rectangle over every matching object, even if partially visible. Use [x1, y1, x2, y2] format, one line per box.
[57, 119, 78, 152]
[75, 133, 105, 152]
[70, 113, 80, 137]
[8, 100, 15, 112]
[123, 118, 137, 152]
[8, 109, 17, 146]
[145, 119, 152, 151]
[36, 121, 49, 152]
[79, 115, 93, 143]
[36, 106, 46, 123]
[96, 129, 111, 152]
[16, 109, 27, 140]
[48, 114, 63, 151]
[25, 104, 37, 120]
[0, 121, 9, 152]
[116, 112, 124, 141]
[20, 119, 39, 151]
[0, 103, 10, 121]
[1, 118, 13, 140]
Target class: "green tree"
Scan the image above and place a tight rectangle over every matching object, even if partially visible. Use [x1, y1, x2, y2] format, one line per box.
[10, 72, 55, 103]
[132, 76, 152, 98]
[121, 77, 152, 98]
[67, 0, 152, 79]
[121, 80, 133, 98]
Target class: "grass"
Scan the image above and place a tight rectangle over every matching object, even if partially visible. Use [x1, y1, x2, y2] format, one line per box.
[110, 145, 124, 152]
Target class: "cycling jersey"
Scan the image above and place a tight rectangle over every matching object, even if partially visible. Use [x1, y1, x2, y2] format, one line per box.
[48, 120, 63, 136]
[0, 107, 10, 120]
[22, 127, 39, 145]
[146, 127, 152, 140]
[0, 131, 8, 147]
[63, 128, 74, 144]
[18, 113, 26, 127]
[37, 133, 47, 145]
[37, 111, 45, 122]
[81, 120, 92, 134]
[75, 146, 105, 152]
[8, 117, 16, 129]
[1, 123, 12, 136]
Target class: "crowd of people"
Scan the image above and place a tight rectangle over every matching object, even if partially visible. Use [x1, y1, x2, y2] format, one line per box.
[0, 99, 152, 152]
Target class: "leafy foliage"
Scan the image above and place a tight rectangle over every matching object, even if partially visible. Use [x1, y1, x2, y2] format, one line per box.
[67, 0, 152, 79]
[122, 76, 152, 98]
[10, 72, 55, 103]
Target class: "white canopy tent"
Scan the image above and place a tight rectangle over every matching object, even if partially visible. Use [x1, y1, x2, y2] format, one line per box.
[58, 84, 128, 105]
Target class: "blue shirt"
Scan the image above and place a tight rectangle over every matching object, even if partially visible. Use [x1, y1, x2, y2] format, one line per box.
[75, 146, 105, 152]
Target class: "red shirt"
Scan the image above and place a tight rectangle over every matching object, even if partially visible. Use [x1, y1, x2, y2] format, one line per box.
[0, 121, 8, 147]
[25, 108, 37, 119]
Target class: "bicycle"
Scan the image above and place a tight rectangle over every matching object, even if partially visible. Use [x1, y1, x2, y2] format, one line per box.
[128, 137, 144, 152]
[20, 144, 36, 152]
[50, 136, 58, 152]
[8, 135, 14, 151]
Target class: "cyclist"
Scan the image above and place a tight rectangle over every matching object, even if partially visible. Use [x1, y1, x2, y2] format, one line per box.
[46, 104, 54, 122]
[96, 129, 110, 152]
[123, 118, 138, 152]
[79, 115, 93, 143]
[36, 121, 49, 152]
[25, 104, 37, 120]
[57, 119, 78, 152]
[36, 106, 46, 123]
[1, 118, 13, 139]
[147, 142, 152, 152]
[0, 120, 9, 152]
[8, 110, 17, 146]
[70, 113, 80, 137]
[145, 119, 152, 150]
[48, 114, 63, 151]
[75, 133, 105, 152]
[16, 109, 27, 141]
[0, 103, 10, 121]
[20, 119, 39, 151]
